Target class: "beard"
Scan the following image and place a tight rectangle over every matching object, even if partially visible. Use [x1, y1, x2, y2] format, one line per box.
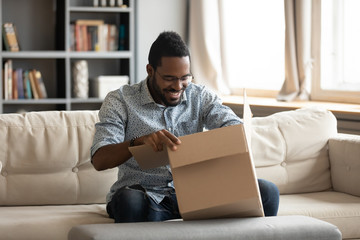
[150, 76, 186, 107]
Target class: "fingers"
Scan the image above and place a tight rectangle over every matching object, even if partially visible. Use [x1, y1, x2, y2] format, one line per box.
[143, 129, 181, 152]
[158, 129, 181, 151]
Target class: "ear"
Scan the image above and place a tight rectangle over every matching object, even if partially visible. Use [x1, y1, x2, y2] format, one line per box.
[146, 64, 154, 78]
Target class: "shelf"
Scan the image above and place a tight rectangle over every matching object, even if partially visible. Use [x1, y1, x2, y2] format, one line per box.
[1, 51, 67, 59]
[3, 99, 68, 104]
[70, 98, 103, 103]
[69, 51, 133, 59]
[69, 6, 132, 13]
[1, 51, 132, 59]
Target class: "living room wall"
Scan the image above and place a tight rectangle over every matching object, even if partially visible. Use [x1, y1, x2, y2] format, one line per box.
[135, 0, 188, 81]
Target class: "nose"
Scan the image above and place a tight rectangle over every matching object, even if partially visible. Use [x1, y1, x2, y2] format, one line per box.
[172, 79, 184, 90]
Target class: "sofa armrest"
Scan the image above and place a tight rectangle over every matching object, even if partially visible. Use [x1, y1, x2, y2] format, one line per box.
[329, 133, 360, 196]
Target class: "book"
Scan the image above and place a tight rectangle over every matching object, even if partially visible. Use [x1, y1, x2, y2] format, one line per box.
[7, 60, 13, 99]
[87, 25, 99, 51]
[80, 25, 88, 51]
[69, 24, 75, 51]
[23, 70, 32, 99]
[3, 61, 8, 100]
[34, 70, 47, 98]
[75, 23, 84, 52]
[28, 69, 39, 99]
[98, 24, 108, 51]
[108, 24, 118, 51]
[16, 68, 25, 99]
[118, 24, 126, 50]
[2, 23, 20, 52]
[3, 60, 13, 99]
[12, 68, 18, 99]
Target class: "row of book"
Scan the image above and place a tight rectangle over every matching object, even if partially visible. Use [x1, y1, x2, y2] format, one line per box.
[2, 60, 47, 100]
[2, 22, 20, 52]
[70, 19, 126, 52]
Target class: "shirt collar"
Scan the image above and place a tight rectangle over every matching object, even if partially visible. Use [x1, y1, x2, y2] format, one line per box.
[140, 78, 155, 106]
[140, 78, 188, 107]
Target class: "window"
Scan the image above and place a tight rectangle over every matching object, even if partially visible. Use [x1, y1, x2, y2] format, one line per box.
[223, 0, 285, 97]
[312, 0, 360, 103]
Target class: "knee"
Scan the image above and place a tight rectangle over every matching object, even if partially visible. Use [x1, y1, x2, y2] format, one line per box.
[108, 186, 149, 222]
[258, 179, 280, 216]
[258, 179, 279, 198]
[113, 186, 148, 208]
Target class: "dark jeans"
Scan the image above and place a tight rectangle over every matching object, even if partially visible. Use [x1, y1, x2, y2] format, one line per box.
[107, 179, 279, 223]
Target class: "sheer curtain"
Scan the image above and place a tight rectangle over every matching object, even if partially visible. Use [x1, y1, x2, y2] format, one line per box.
[189, 0, 230, 95]
[189, 0, 313, 101]
[277, 0, 312, 101]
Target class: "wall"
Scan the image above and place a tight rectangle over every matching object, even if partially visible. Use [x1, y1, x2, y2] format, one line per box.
[135, 0, 188, 82]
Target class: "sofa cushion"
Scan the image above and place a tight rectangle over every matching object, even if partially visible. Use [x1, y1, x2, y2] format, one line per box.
[0, 111, 117, 205]
[278, 191, 360, 239]
[0, 204, 112, 240]
[329, 133, 360, 197]
[251, 107, 337, 194]
[68, 216, 342, 240]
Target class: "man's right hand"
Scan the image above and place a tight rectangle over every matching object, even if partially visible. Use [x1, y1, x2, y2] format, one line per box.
[92, 129, 181, 171]
[134, 129, 181, 152]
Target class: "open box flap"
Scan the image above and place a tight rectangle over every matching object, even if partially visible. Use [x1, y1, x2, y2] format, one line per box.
[129, 144, 169, 169]
[168, 124, 247, 169]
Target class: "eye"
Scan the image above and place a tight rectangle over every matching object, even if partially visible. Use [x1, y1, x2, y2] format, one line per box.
[180, 75, 192, 81]
[163, 77, 177, 82]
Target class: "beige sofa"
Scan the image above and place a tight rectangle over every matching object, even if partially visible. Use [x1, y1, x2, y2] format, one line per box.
[0, 107, 359, 240]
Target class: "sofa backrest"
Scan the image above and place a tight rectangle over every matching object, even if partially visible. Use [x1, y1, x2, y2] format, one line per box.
[251, 107, 337, 194]
[0, 110, 117, 206]
[0, 108, 338, 205]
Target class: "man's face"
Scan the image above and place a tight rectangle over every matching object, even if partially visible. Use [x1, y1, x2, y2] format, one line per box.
[148, 56, 191, 107]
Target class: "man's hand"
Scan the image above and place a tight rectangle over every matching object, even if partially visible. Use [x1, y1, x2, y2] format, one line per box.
[136, 129, 181, 152]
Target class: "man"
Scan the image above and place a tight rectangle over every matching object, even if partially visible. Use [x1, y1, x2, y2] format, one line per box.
[91, 31, 279, 223]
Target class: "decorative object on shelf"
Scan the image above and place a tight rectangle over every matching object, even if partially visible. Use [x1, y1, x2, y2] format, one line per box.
[117, 0, 127, 8]
[2, 23, 20, 52]
[72, 60, 89, 99]
[94, 0, 126, 8]
[90, 75, 129, 99]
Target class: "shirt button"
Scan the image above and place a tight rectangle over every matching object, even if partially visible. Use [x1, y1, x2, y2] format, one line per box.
[72, 167, 79, 173]
[168, 127, 172, 132]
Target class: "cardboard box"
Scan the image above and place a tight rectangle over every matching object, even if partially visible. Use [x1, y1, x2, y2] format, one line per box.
[90, 75, 129, 99]
[129, 93, 264, 220]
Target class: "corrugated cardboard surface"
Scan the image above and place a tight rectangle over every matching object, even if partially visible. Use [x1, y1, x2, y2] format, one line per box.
[169, 125, 264, 220]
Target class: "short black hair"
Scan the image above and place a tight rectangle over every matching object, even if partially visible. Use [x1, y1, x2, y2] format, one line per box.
[148, 31, 190, 70]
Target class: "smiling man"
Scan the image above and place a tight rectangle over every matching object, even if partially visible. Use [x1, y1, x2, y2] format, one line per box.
[91, 31, 279, 223]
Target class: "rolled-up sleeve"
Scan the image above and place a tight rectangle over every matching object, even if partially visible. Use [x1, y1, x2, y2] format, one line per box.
[91, 90, 127, 156]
